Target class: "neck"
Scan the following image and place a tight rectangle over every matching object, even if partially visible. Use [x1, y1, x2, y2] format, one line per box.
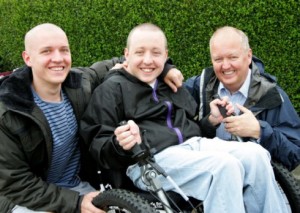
[32, 82, 62, 102]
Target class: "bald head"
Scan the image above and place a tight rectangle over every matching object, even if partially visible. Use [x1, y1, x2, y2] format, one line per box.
[126, 23, 168, 50]
[209, 26, 250, 54]
[24, 23, 68, 52]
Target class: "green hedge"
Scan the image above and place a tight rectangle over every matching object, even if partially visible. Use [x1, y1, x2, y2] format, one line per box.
[0, 0, 299, 113]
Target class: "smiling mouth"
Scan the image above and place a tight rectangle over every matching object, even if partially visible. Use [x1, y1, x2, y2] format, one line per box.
[50, 66, 64, 71]
[141, 68, 154, 73]
[223, 70, 235, 75]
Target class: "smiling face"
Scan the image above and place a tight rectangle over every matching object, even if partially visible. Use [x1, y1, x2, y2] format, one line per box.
[124, 24, 168, 85]
[22, 24, 71, 90]
[210, 27, 252, 93]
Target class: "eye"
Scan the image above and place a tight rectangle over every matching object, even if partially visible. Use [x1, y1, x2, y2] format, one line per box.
[135, 50, 144, 55]
[61, 48, 70, 53]
[230, 56, 238, 60]
[214, 58, 222, 63]
[41, 49, 51, 54]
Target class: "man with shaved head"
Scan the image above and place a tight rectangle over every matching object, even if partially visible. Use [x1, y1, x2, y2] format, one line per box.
[0, 23, 183, 212]
[0, 23, 107, 213]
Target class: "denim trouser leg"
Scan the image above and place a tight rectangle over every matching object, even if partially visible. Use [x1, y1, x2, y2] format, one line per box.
[200, 137, 289, 213]
[127, 137, 289, 213]
[127, 137, 246, 213]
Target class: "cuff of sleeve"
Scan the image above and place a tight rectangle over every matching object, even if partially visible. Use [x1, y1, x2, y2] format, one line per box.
[159, 58, 176, 80]
[76, 195, 84, 213]
[258, 120, 272, 144]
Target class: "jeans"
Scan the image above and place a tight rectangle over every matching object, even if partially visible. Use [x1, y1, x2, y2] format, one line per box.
[12, 181, 95, 213]
[127, 137, 289, 213]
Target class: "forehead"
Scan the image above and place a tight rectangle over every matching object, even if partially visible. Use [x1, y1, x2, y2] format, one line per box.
[128, 29, 166, 50]
[26, 29, 69, 51]
[211, 32, 243, 56]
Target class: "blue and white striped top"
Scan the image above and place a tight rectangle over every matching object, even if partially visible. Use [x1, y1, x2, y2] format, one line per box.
[32, 88, 81, 188]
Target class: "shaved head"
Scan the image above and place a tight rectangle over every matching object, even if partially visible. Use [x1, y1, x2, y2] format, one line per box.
[126, 23, 168, 50]
[24, 23, 68, 52]
[22, 23, 71, 95]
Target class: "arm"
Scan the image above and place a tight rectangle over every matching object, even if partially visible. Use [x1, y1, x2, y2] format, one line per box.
[0, 196, 14, 213]
[256, 89, 300, 170]
[184, 75, 218, 137]
[184, 75, 201, 106]
[0, 129, 79, 212]
[160, 58, 183, 92]
[223, 88, 300, 170]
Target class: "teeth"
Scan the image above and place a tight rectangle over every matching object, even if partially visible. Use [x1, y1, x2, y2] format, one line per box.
[223, 70, 235, 75]
[142, 68, 153, 73]
[50, 67, 64, 71]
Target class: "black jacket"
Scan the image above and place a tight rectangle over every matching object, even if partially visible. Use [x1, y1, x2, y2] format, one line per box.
[0, 58, 121, 212]
[80, 69, 201, 170]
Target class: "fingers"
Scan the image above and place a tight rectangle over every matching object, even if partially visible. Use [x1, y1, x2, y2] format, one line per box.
[114, 120, 141, 150]
[236, 103, 249, 113]
[111, 63, 124, 70]
[81, 192, 105, 213]
[127, 120, 140, 140]
[164, 68, 184, 93]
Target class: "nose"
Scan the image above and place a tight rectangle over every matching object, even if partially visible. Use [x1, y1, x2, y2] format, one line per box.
[221, 58, 231, 70]
[51, 50, 63, 62]
[143, 52, 153, 64]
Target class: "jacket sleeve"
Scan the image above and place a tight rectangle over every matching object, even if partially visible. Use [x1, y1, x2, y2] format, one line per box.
[158, 58, 176, 80]
[0, 127, 79, 213]
[71, 57, 126, 93]
[80, 80, 135, 170]
[0, 196, 14, 213]
[184, 75, 201, 106]
[258, 88, 300, 171]
[184, 75, 219, 137]
[90, 56, 125, 86]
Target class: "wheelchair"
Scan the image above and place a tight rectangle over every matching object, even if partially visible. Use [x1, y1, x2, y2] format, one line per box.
[92, 141, 300, 213]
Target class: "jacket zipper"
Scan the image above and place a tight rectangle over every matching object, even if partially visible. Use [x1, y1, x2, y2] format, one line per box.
[152, 80, 183, 144]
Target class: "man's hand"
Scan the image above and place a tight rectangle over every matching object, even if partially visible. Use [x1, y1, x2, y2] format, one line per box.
[111, 61, 128, 70]
[208, 96, 234, 126]
[223, 104, 260, 139]
[163, 68, 184, 92]
[81, 191, 105, 213]
[114, 120, 141, 150]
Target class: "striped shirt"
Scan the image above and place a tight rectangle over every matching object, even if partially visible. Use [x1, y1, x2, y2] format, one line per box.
[32, 88, 81, 187]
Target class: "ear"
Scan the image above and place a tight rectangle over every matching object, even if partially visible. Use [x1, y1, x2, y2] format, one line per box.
[247, 48, 253, 65]
[22, 51, 32, 67]
[165, 49, 168, 60]
[124, 48, 129, 61]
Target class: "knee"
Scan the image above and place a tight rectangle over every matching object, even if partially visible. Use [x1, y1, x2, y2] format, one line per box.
[239, 142, 272, 170]
[244, 142, 270, 160]
[213, 153, 244, 177]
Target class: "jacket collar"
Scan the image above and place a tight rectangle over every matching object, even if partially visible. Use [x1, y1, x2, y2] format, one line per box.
[206, 60, 282, 114]
[0, 66, 82, 112]
[245, 62, 282, 113]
